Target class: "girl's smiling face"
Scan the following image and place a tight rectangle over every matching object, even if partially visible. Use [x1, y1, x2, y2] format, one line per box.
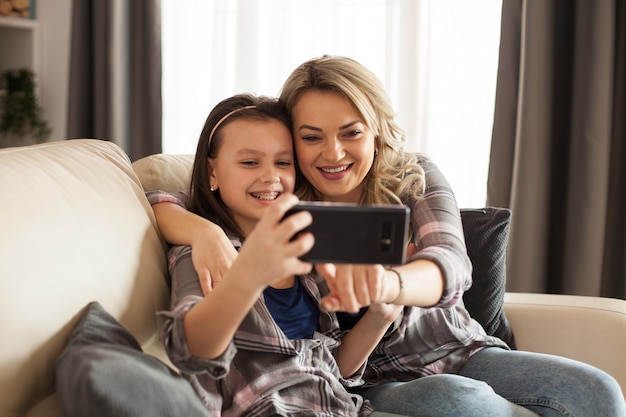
[291, 90, 376, 203]
[209, 118, 295, 236]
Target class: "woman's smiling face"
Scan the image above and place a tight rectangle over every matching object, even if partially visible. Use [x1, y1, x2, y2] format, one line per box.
[291, 90, 376, 203]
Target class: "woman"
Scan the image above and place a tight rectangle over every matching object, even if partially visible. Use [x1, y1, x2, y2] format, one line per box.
[151, 57, 625, 416]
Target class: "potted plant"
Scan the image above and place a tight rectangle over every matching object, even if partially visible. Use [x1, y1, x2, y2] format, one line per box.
[0, 68, 51, 147]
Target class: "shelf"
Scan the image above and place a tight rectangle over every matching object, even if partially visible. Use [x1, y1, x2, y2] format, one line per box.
[0, 16, 36, 29]
[0, 16, 38, 72]
[0, 1, 71, 143]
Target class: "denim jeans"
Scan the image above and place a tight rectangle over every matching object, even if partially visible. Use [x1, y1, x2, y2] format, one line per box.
[361, 347, 626, 417]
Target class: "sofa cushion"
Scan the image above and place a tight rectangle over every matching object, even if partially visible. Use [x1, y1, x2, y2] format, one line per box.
[461, 207, 516, 348]
[56, 301, 209, 417]
[132, 153, 194, 192]
[0, 139, 170, 417]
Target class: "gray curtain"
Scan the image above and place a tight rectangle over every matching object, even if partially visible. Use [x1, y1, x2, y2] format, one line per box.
[67, 0, 161, 161]
[488, 0, 626, 298]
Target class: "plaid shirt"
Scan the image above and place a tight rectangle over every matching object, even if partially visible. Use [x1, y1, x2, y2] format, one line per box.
[159, 236, 372, 416]
[353, 154, 507, 388]
[147, 154, 507, 413]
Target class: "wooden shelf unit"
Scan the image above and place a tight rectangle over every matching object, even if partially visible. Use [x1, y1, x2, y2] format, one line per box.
[0, 16, 38, 74]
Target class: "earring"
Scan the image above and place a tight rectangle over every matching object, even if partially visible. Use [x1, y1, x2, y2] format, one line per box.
[210, 185, 215, 192]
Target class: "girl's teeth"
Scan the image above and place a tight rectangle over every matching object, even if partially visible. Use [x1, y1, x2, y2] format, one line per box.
[252, 192, 278, 200]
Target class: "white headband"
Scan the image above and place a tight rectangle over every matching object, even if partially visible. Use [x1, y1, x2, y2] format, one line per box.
[208, 105, 257, 145]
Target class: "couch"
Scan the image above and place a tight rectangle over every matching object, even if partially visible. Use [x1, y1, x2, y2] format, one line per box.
[1, 139, 624, 417]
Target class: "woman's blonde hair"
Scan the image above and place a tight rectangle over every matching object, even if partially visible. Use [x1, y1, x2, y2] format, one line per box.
[279, 55, 425, 206]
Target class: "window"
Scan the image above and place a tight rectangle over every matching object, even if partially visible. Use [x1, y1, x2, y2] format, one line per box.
[162, 0, 503, 207]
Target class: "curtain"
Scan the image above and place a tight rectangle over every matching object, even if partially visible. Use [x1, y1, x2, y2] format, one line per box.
[67, 0, 162, 161]
[162, 0, 502, 208]
[161, 0, 431, 155]
[488, 0, 626, 298]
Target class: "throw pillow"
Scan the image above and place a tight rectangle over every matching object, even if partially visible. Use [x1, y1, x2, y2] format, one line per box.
[461, 207, 516, 348]
[56, 301, 210, 417]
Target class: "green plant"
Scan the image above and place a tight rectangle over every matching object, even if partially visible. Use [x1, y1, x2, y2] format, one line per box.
[0, 68, 51, 143]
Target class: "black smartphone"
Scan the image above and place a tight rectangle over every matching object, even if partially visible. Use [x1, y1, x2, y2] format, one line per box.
[284, 202, 410, 265]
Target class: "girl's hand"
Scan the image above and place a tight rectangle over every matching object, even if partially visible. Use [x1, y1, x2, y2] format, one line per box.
[234, 194, 315, 289]
[366, 301, 404, 323]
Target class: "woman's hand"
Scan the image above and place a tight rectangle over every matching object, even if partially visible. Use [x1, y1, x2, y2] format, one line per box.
[191, 226, 238, 295]
[316, 243, 419, 312]
[152, 201, 239, 295]
[316, 263, 398, 313]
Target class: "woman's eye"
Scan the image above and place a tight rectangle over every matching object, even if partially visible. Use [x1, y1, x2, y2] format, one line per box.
[301, 135, 321, 142]
[344, 130, 362, 138]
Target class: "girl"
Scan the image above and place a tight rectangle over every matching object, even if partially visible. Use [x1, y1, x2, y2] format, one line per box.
[156, 93, 403, 417]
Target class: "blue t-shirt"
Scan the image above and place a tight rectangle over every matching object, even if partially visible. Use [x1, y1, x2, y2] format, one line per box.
[264, 277, 319, 339]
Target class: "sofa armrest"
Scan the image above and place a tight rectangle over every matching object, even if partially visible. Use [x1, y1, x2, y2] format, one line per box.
[504, 292, 626, 396]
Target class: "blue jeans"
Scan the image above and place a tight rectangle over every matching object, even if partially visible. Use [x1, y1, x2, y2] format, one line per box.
[361, 347, 626, 417]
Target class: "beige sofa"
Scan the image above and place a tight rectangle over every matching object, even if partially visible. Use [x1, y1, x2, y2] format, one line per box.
[1, 139, 624, 417]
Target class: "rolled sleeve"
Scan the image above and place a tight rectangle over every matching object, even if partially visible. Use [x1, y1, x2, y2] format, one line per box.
[146, 190, 189, 208]
[160, 243, 237, 378]
[405, 155, 473, 308]
[160, 301, 236, 378]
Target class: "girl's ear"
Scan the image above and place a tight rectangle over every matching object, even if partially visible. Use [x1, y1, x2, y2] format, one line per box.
[207, 158, 218, 191]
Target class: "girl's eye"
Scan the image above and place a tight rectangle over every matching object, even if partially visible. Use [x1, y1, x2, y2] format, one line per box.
[276, 160, 293, 167]
[241, 160, 258, 166]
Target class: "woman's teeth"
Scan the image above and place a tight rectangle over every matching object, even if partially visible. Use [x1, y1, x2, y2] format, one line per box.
[320, 166, 348, 173]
